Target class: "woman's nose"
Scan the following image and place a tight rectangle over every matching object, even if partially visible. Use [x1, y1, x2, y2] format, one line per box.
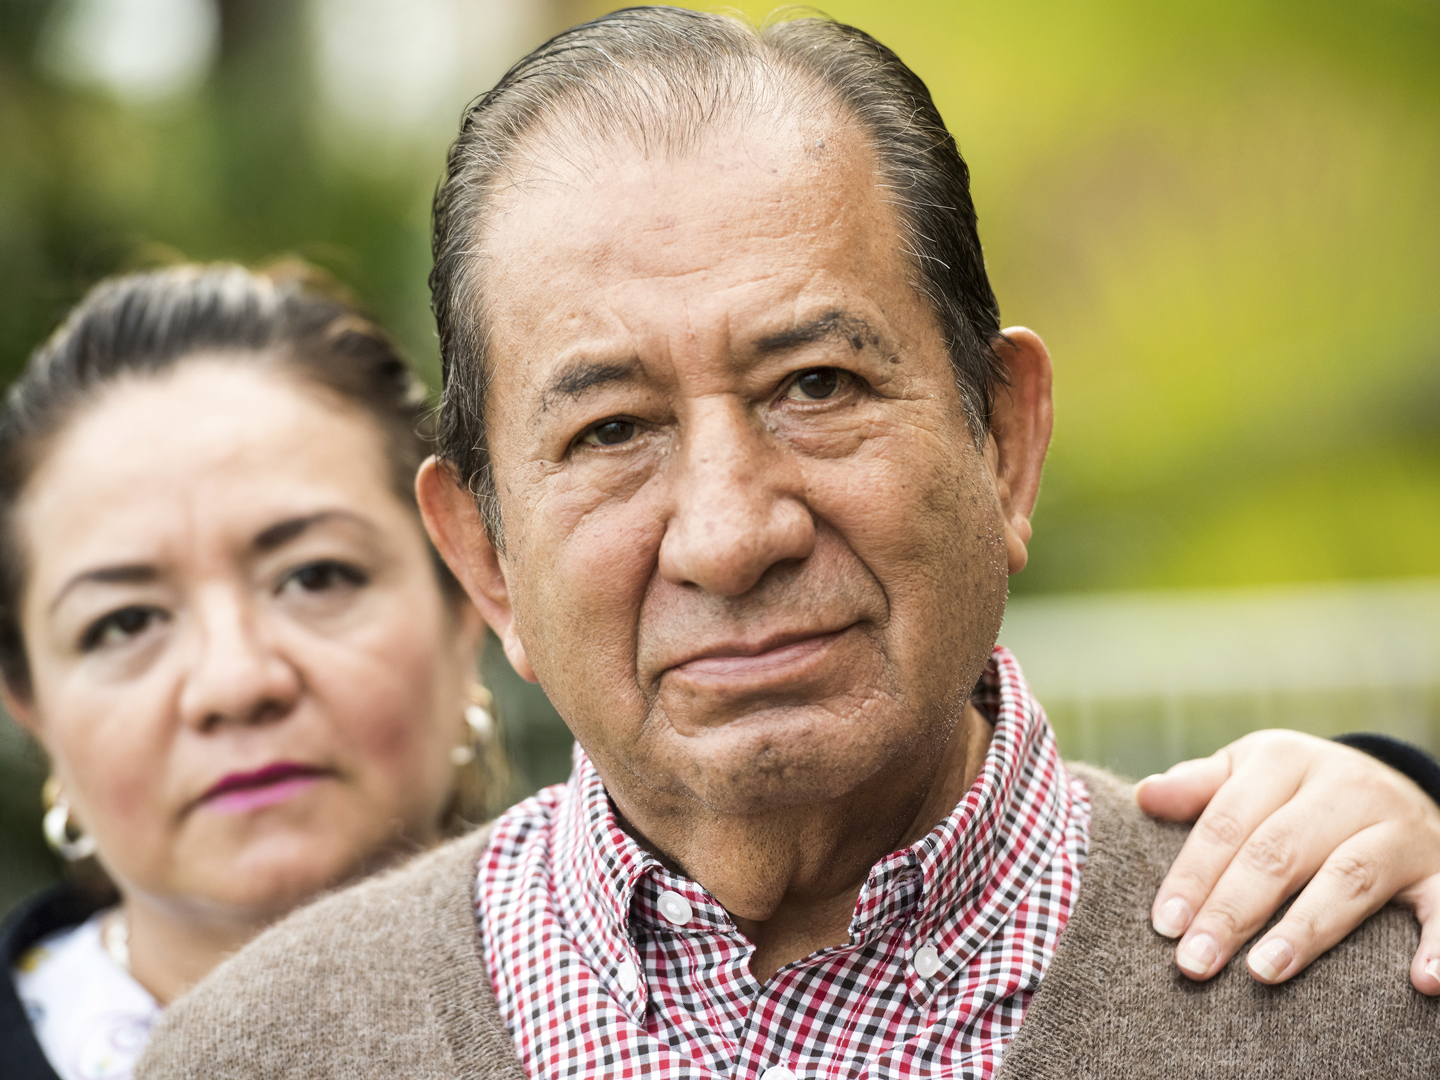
[178, 591, 301, 732]
[657, 406, 815, 596]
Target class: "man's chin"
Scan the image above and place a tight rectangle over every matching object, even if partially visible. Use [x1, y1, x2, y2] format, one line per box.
[652, 715, 902, 816]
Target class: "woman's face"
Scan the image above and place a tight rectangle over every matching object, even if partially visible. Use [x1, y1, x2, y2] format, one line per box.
[8, 359, 481, 924]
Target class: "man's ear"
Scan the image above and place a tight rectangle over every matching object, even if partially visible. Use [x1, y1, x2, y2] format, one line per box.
[985, 328, 1053, 575]
[416, 456, 538, 683]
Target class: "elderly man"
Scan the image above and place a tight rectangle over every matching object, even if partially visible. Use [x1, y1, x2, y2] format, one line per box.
[139, 9, 1439, 1079]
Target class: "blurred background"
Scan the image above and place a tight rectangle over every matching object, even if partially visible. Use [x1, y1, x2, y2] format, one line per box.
[1, 0, 1436, 912]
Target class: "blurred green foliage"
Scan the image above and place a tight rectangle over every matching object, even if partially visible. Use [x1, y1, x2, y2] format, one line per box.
[0, 0, 1436, 908]
[0, 0, 443, 388]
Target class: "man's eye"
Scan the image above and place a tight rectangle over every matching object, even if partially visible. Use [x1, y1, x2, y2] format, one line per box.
[786, 368, 846, 401]
[80, 606, 166, 651]
[280, 560, 367, 595]
[580, 419, 637, 447]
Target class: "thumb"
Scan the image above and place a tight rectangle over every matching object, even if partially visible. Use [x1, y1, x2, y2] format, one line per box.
[1401, 872, 1440, 996]
[1136, 752, 1234, 822]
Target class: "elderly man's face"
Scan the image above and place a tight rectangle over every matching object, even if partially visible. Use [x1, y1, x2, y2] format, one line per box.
[443, 110, 1015, 816]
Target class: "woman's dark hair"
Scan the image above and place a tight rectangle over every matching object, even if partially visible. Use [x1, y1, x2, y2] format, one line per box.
[0, 261, 462, 700]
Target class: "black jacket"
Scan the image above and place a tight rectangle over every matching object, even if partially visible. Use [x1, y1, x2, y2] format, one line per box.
[0, 884, 107, 1080]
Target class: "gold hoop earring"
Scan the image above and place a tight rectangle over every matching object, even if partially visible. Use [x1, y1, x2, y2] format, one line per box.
[42, 777, 96, 862]
[450, 684, 495, 767]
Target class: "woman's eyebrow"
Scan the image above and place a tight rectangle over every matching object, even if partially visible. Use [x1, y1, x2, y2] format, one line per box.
[47, 512, 380, 613]
[49, 564, 156, 614]
[253, 510, 378, 552]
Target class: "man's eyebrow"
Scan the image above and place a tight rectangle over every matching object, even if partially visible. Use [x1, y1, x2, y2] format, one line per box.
[253, 510, 377, 552]
[50, 565, 157, 613]
[754, 311, 887, 357]
[532, 316, 881, 418]
[538, 360, 642, 414]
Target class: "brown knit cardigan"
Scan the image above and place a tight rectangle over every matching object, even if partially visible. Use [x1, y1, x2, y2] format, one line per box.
[136, 766, 1438, 1079]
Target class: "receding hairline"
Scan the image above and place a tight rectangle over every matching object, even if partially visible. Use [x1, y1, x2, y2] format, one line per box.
[457, 68, 893, 372]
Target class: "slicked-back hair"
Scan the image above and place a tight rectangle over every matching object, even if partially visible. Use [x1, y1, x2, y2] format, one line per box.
[431, 6, 1004, 542]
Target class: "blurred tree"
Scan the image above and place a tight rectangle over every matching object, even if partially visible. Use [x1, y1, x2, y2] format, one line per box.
[0, 0, 443, 386]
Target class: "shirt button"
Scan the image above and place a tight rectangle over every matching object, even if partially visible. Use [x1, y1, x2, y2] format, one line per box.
[615, 959, 639, 994]
[760, 1068, 798, 1080]
[657, 889, 693, 926]
[912, 942, 942, 979]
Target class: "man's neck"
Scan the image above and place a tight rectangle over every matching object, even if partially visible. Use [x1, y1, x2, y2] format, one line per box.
[614, 703, 993, 982]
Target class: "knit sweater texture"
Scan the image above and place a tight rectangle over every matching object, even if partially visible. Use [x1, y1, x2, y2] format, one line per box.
[135, 766, 1438, 1079]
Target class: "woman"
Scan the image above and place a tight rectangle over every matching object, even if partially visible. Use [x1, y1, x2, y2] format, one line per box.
[0, 264, 1436, 1080]
[0, 264, 500, 1080]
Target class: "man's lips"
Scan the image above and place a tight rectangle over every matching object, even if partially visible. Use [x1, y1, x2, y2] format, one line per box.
[196, 762, 333, 814]
[665, 626, 854, 681]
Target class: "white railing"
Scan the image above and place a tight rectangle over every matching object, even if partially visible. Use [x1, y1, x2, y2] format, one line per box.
[998, 578, 1440, 779]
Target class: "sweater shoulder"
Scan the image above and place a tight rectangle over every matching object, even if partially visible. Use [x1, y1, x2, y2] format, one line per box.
[1002, 763, 1439, 1080]
[137, 827, 523, 1080]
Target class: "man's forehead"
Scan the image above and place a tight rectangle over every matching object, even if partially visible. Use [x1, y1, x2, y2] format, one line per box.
[477, 114, 900, 364]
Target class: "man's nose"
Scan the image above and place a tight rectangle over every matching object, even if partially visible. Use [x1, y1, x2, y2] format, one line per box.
[178, 591, 301, 733]
[657, 403, 815, 596]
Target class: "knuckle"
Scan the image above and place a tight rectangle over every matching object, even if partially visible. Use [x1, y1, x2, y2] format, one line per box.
[1326, 855, 1380, 902]
[1200, 899, 1252, 939]
[1196, 810, 1246, 849]
[1410, 872, 1440, 922]
[1247, 729, 1306, 757]
[1280, 905, 1322, 944]
[1166, 865, 1213, 896]
[1239, 831, 1299, 879]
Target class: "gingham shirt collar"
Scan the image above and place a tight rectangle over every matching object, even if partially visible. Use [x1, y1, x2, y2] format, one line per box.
[554, 645, 1069, 1015]
[481, 646, 1089, 1078]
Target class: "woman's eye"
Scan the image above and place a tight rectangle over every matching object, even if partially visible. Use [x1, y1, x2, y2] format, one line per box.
[280, 560, 367, 595]
[580, 418, 637, 448]
[785, 367, 847, 401]
[80, 606, 165, 651]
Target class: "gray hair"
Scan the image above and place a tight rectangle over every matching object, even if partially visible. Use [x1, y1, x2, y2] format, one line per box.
[430, 6, 1004, 541]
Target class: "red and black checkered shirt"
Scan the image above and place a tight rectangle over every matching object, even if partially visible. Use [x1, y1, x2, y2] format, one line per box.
[478, 647, 1090, 1079]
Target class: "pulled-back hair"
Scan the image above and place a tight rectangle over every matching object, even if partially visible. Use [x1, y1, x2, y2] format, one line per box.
[0, 262, 456, 700]
[430, 6, 1004, 540]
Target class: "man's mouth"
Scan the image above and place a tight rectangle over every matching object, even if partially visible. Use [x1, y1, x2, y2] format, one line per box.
[667, 626, 855, 682]
[197, 762, 333, 814]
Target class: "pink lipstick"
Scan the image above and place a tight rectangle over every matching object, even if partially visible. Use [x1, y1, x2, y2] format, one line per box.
[199, 762, 330, 814]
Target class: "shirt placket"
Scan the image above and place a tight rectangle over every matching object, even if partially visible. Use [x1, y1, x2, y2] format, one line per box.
[717, 861, 924, 1080]
[635, 871, 760, 1069]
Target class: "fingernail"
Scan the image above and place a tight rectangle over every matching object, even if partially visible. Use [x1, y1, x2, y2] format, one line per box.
[1425, 958, 1439, 983]
[1247, 938, 1293, 982]
[1176, 932, 1218, 977]
[1153, 897, 1192, 938]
